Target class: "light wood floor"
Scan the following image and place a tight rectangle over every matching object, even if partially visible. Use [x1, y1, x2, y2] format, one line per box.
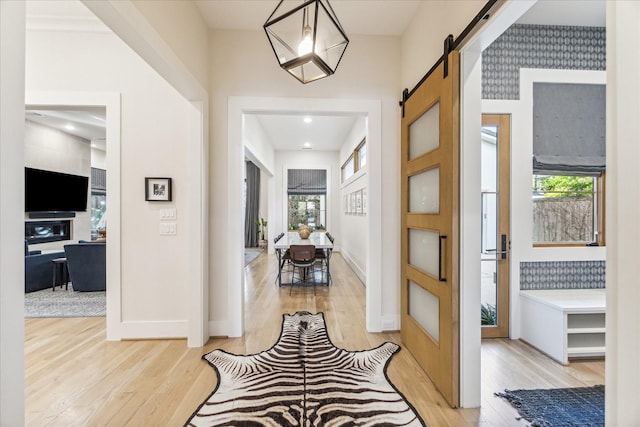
[25, 252, 604, 426]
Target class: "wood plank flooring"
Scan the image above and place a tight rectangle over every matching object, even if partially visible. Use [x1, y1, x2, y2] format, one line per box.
[25, 251, 604, 426]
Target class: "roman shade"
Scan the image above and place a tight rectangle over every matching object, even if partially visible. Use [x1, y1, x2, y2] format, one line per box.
[533, 83, 606, 175]
[91, 167, 106, 194]
[287, 169, 327, 195]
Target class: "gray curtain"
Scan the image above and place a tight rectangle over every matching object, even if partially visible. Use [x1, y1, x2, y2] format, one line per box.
[244, 161, 260, 248]
[533, 83, 606, 174]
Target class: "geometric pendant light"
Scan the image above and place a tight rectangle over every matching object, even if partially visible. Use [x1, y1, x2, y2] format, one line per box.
[264, 0, 349, 84]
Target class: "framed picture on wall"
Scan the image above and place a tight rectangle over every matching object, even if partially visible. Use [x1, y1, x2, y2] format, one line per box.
[350, 192, 356, 214]
[343, 195, 348, 213]
[356, 190, 362, 214]
[145, 177, 172, 201]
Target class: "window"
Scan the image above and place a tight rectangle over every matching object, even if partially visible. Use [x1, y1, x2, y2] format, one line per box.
[532, 173, 604, 245]
[341, 155, 354, 183]
[531, 83, 606, 246]
[90, 168, 106, 240]
[356, 139, 367, 168]
[341, 138, 366, 183]
[287, 169, 327, 230]
[288, 195, 326, 230]
[90, 192, 107, 239]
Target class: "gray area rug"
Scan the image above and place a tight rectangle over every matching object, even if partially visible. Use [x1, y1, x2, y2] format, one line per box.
[25, 284, 105, 318]
[244, 247, 263, 266]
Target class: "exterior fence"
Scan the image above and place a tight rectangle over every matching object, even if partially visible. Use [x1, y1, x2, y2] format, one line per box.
[533, 197, 593, 243]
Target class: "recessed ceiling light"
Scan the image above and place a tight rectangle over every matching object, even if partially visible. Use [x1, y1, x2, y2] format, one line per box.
[304, 142, 311, 148]
[64, 124, 76, 131]
[303, 117, 312, 124]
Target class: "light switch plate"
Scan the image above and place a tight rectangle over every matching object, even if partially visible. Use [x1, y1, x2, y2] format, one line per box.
[159, 222, 177, 235]
[160, 208, 177, 220]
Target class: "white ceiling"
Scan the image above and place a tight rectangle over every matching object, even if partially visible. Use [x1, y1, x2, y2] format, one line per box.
[253, 113, 360, 151]
[518, 0, 605, 27]
[25, 0, 605, 152]
[195, 0, 422, 36]
[25, 108, 107, 150]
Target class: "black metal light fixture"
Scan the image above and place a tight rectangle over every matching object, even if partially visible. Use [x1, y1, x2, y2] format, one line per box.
[264, 0, 349, 84]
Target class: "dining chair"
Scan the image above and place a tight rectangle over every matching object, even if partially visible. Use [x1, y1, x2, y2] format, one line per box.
[274, 232, 291, 285]
[289, 244, 316, 295]
[314, 233, 334, 284]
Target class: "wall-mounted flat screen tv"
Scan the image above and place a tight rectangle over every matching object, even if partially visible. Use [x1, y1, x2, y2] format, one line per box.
[25, 167, 89, 212]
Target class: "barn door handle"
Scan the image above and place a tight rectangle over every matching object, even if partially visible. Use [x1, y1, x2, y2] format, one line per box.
[439, 235, 447, 282]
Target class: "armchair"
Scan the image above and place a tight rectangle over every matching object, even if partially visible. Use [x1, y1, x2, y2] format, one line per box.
[64, 243, 106, 292]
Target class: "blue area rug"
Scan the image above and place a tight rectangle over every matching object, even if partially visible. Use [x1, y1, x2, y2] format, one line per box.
[496, 384, 604, 427]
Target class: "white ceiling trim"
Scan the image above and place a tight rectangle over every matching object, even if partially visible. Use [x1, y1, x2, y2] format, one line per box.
[26, 15, 110, 33]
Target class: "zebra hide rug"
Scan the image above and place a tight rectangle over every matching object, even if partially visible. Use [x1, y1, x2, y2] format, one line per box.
[185, 311, 425, 426]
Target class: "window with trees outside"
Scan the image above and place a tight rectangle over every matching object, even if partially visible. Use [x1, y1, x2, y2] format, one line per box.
[531, 82, 606, 246]
[532, 173, 604, 245]
[287, 169, 327, 231]
[288, 195, 326, 230]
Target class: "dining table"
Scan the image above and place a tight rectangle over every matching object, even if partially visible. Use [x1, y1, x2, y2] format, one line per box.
[274, 231, 333, 288]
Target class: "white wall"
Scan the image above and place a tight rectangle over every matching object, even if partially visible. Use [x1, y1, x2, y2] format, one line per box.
[24, 120, 92, 248]
[26, 26, 193, 336]
[401, 0, 485, 89]
[92, 146, 107, 170]
[130, 0, 209, 92]
[84, 0, 209, 101]
[243, 114, 276, 176]
[605, 1, 640, 425]
[0, 1, 26, 424]
[339, 116, 368, 284]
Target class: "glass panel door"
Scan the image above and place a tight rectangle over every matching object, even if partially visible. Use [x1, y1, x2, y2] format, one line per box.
[481, 115, 510, 338]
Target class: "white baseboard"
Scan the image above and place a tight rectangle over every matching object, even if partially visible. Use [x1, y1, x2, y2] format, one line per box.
[341, 250, 366, 284]
[381, 315, 400, 331]
[119, 320, 188, 339]
[208, 320, 230, 337]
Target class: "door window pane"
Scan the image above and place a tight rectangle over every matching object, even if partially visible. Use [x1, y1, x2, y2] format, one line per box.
[409, 102, 439, 160]
[409, 228, 439, 277]
[409, 280, 439, 342]
[409, 168, 439, 213]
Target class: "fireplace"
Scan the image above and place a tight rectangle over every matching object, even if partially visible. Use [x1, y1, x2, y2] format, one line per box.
[25, 220, 71, 244]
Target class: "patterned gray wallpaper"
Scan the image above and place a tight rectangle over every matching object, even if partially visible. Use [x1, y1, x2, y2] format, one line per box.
[520, 261, 605, 290]
[482, 24, 606, 100]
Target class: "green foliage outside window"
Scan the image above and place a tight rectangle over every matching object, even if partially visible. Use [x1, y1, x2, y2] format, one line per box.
[533, 175, 594, 198]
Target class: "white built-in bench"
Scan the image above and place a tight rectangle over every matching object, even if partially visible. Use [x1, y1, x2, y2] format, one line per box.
[520, 289, 605, 365]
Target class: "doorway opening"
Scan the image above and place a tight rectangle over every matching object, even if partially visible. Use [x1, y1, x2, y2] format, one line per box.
[228, 97, 383, 336]
[26, 92, 121, 339]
